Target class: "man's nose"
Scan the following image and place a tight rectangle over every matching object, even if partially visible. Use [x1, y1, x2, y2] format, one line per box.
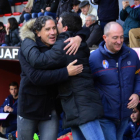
[117, 39, 121, 44]
[50, 29, 55, 34]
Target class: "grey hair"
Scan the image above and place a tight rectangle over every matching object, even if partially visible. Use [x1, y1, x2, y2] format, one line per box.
[33, 16, 56, 32]
[104, 21, 122, 35]
[86, 14, 97, 21]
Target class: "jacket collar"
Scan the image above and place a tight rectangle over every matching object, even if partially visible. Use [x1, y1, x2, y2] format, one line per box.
[89, 21, 98, 28]
[36, 37, 51, 48]
[88, 5, 93, 14]
[58, 31, 76, 39]
[99, 41, 130, 58]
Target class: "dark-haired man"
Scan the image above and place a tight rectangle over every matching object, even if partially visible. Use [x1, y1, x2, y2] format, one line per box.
[0, 82, 18, 137]
[20, 12, 105, 140]
[72, 0, 81, 15]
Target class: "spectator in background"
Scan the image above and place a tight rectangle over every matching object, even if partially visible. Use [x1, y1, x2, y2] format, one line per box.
[79, 1, 97, 26]
[89, 22, 140, 140]
[123, 103, 140, 140]
[0, 22, 6, 46]
[85, 14, 103, 48]
[39, 0, 59, 19]
[56, 0, 72, 20]
[72, 0, 81, 15]
[90, 0, 119, 30]
[0, 0, 12, 14]
[120, 0, 140, 45]
[19, 0, 34, 24]
[24, 0, 45, 21]
[0, 82, 18, 138]
[3, 17, 21, 47]
[129, 28, 140, 48]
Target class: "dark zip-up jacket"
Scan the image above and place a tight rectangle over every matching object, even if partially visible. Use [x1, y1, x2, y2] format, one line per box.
[20, 31, 104, 128]
[31, 0, 45, 13]
[43, 0, 59, 13]
[86, 21, 103, 47]
[5, 28, 21, 46]
[56, 0, 72, 18]
[18, 37, 69, 120]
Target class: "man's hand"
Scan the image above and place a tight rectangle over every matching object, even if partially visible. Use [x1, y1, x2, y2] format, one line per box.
[67, 59, 83, 76]
[64, 36, 82, 55]
[46, 7, 51, 11]
[7, 107, 13, 112]
[122, 1, 129, 10]
[41, 9, 44, 13]
[127, 94, 139, 109]
[4, 106, 9, 112]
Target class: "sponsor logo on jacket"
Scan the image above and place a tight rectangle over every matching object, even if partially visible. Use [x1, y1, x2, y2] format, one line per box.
[102, 60, 109, 69]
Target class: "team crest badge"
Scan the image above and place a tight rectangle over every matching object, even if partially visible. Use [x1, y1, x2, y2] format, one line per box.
[102, 60, 109, 69]
[127, 61, 131, 65]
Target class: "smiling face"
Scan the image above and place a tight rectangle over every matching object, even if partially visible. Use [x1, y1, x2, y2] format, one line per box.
[85, 16, 95, 27]
[36, 20, 57, 46]
[103, 24, 124, 53]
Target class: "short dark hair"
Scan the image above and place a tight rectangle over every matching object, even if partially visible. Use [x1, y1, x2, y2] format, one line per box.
[60, 12, 82, 32]
[9, 81, 19, 89]
[8, 17, 19, 30]
[136, 103, 140, 112]
[33, 16, 55, 32]
[0, 22, 5, 29]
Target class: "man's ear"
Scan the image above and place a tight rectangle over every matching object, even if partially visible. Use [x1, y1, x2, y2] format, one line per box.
[103, 35, 107, 41]
[63, 26, 68, 32]
[36, 30, 40, 37]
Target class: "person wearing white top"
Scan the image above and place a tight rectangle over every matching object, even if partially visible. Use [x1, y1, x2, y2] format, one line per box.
[79, 1, 98, 26]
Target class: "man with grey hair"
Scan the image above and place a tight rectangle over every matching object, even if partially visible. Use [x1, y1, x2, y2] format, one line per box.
[85, 14, 103, 47]
[89, 21, 140, 140]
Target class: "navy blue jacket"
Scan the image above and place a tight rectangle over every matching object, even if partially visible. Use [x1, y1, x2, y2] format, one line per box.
[120, 5, 140, 38]
[18, 38, 69, 120]
[97, 0, 119, 21]
[0, 95, 18, 125]
[89, 41, 140, 120]
[123, 121, 140, 140]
